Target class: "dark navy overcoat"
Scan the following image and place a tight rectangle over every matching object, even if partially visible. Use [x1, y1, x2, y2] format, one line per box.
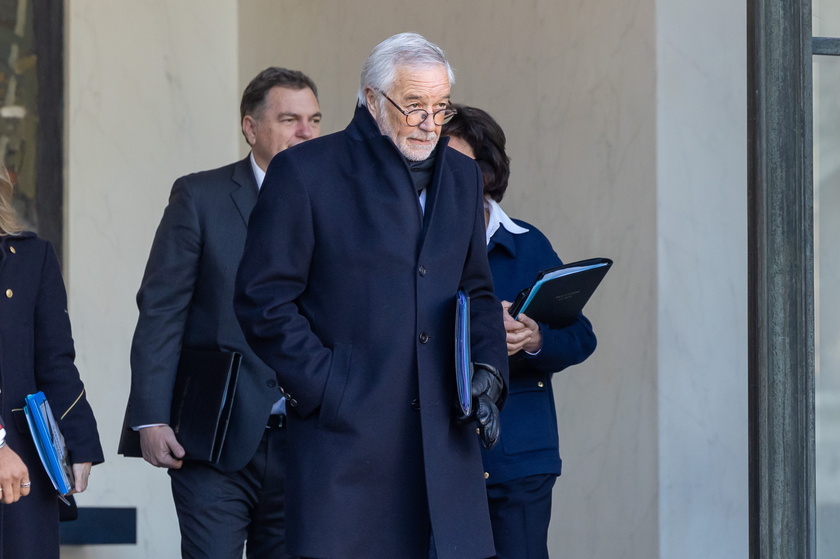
[0, 233, 103, 558]
[235, 106, 509, 559]
[483, 219, 597, 483]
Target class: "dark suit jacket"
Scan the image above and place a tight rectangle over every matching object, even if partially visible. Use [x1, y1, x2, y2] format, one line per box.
[121, 157, 279, 472]
[0, 232, 103, 558]
[483, 219, 597, 485]
[235, 105, 509, 559]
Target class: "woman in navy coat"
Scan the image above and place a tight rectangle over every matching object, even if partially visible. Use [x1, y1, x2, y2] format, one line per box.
[0, 166, 104, 558]
[444, 107, 597, 559]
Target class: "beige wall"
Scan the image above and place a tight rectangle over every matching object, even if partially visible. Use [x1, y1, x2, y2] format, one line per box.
[59, 0, 747, 557]
[63, 1, 239, 557]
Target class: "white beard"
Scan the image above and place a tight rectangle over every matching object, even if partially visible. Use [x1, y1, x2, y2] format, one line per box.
[377, 103, 438, 161]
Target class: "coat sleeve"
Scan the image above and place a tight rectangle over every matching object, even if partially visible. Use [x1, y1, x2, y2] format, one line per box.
[128, 178, 201, 426]
[34, 242, 104, 465]
[516, 313, 597, 374]
[459, 167, 510, 391]
[234, 154, 331, 418]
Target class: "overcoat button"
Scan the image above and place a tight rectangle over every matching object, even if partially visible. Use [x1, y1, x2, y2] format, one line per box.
[418, 265, 426, 276]
[5, 289, 11, 298]
[267, 379, 277, 388]
[411, 399, 420, 410]
[419, 332, 429, 343]
[9, 246, 15, 254]
[537, 381, 544, 388]
[484, 472, 490, 479]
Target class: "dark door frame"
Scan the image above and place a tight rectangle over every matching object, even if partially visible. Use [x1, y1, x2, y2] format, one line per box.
[747, 0, 840, 557]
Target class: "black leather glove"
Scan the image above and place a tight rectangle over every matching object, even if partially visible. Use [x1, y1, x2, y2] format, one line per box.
[470, 363, 506, 450]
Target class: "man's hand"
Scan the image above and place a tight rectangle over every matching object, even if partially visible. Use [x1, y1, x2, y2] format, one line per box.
[0, 445, 30, 504]
[139, 425, 185, 469]
[69, 463, 93, 494]
[471, 363, 506, 450]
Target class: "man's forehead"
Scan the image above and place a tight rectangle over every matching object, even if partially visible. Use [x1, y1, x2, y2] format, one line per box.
[266, 86, 320, 111]
[391, 65, 451, 97]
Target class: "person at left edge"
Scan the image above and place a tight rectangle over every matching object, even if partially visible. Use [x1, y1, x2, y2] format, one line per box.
[0, 165, 104, 559]
[120, 68, 321, 559]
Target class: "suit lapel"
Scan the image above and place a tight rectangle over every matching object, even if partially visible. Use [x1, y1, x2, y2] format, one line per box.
[230, 157, 259, 227]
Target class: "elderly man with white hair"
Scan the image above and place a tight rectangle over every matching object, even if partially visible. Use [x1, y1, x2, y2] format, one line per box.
[235, 33, 509, 559]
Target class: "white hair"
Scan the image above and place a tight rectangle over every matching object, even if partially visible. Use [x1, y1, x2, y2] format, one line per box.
[356, 32, 455, 106]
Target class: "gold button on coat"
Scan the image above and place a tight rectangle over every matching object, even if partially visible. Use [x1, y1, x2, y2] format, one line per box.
[9, 246, 15, 254]
[537, 381, 544, 388]
[484, 472, 490, 479]
[5, 289, 12, 298]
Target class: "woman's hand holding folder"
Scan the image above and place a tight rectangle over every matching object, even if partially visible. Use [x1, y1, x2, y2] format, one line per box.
[68, 462, 93, 494]
[502, 301, 542, 356]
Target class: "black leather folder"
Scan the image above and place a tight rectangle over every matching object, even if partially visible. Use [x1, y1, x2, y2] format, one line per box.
[117, 349, 240, 463]
[508, 257, 613, 329]
[170, 349, 241, 463]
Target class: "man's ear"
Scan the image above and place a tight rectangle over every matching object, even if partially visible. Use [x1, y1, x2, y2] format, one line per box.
[241, 115, 257, 147]
[364, 87, 378, 116]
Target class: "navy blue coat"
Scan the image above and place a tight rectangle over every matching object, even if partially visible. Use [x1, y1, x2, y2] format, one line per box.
[121, 158, 280, 472]
[483, 220, 596, 485]
[235, 106, 509, 559]
[0, 232, 103, 558]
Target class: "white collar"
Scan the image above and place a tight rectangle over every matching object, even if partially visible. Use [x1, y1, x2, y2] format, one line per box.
[249, 152, 266, 189]
[485, 197, 528, 245]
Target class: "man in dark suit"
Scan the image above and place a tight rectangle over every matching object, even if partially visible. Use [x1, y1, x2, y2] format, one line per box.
[121, 67, 321, 559]
[234, 34, 508, 559]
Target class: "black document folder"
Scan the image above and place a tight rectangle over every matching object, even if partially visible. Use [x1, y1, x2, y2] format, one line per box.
[117, 349, 240, 464]
[508, 257, 613, 329]
[170, 349, 241, 463]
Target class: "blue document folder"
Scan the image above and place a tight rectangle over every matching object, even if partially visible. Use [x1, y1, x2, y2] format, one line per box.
[455, 290, 473, 417]
[24, 391, 74, 500]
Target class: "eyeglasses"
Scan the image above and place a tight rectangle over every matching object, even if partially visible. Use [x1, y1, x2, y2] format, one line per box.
[378, 90, 457, 127]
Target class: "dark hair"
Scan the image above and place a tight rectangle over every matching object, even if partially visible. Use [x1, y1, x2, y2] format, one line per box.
[442, 105, 510, 202]
[240, 67, 318, 121]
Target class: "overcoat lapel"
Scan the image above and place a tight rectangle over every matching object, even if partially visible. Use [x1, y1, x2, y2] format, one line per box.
[348, 106, 425, 238]
[418, 137, 452, 247]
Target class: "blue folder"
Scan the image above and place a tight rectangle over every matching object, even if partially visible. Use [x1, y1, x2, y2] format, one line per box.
[455, 290, 473, 417]
[24, 391, 74, 500]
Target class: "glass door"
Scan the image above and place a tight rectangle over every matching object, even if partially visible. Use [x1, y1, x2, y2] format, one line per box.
[813, 0, 840, 555]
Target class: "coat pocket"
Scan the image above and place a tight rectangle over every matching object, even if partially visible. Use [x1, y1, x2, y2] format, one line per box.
[501, 384, 559, 456]
[317, 342, 353, 431]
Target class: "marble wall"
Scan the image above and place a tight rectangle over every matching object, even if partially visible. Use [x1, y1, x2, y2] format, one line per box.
[63, 1, 239, 557]
[60, 0, 748, 557]
[657, 0, 748, 556]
